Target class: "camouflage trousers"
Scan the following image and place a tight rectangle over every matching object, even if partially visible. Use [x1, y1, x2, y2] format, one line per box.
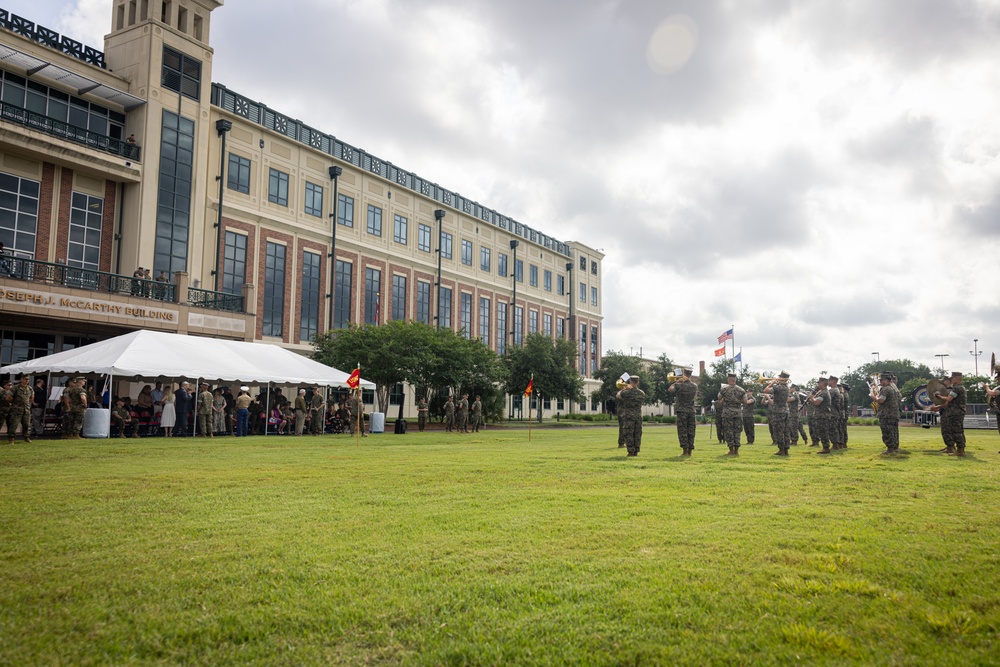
[310, 411, 324, 434]
[457, 414, 468, 432]
[812, 416, 831, 448]
[771, 412, 789, 449]
[722, 413, 743, 448]
[833, 416, 847, 445]
[617, 416, 625, 446]
[878, 417, 899, 450]
[620, 416, 643, 454]
[417, 414, 427, 431]
[941, 412, 966, 449]
[197, 413, 214, 437]
[7, 408, 30, 439]
[790, 413, 806, 444]
[676, 411, 696, 451]
[62, 409, 85, 436]
[742, 414, 755, 443]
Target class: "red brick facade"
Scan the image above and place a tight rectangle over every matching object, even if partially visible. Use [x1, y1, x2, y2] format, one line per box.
[34, 163, 56, 262]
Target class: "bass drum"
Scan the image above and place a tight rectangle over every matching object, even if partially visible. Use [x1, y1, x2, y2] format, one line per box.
[912, 385, 933, 411]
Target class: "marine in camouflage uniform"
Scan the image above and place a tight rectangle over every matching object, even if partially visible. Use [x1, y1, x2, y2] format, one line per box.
[309, 390, 325, 435]
[828, 376, 845, 449]
[8, 376, 33, 443]
[470, 396, 482, 432]
[1, 380, 12, 441]
[717, 374, 745, 455]
[811, 378, 834, 454]
[788, 386, 805, 445]
[804, 387, 819, 446]
[764, 373, 791, 455]
[196, 384, 214, 438]
[839, 383, 851, 449]
[62, 377, 88, 439]
[616, 376, 645, 456]
[457, 393, 470, 433]
[417, 398, 429, 432]
[668, 372, 698, 456]
[742, 390, 756, 444]
[933, 372, 967, 456]
[986, 377, 1000, 451]
[111, 400, 139, 438]
[873, 373, 901, 454]
[443, 396, 455, 432]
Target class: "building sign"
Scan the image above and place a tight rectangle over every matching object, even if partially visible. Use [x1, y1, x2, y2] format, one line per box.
[0, 287, 179, 323]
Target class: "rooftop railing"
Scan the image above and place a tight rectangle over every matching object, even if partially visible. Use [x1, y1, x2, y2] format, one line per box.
[0, 100, 141, 162]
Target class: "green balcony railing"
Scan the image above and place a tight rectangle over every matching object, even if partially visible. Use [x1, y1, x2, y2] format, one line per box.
[187, 286, 244, 313]
[0, 101, 141, 162]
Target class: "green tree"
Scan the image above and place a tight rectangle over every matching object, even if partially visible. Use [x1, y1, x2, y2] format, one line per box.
[592, 351, 649, 406]
[503, 333, 583, 406]
[699, 358, 758, 410]
[843, 359, 935, 409]
[646, 353, 677, 406]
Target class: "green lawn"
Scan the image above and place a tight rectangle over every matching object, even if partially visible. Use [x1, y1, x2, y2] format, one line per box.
[2, 425, 999, 666]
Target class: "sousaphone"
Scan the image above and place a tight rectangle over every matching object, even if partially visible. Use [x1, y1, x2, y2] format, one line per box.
[925, 378, 949, 406]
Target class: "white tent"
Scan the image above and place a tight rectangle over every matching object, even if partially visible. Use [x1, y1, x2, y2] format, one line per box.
[0, 329, 375, 388]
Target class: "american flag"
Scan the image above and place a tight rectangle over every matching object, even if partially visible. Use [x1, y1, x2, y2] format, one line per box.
[718, 328, 733, 344]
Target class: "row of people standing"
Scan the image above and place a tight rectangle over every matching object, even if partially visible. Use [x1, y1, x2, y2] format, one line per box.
[439, 394, 483, 433]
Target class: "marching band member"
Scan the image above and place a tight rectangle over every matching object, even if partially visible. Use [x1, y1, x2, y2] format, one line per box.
[668, 369, 698, 456]
[718, 373, 745, 456]
[763, 372, 791, 456]
[810, 378, 834, 454]
[873, 372, 901, 454]
[930, 372, 967, 456]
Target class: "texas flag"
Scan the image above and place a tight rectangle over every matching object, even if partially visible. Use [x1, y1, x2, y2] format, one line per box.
[718, 328, 733, 344]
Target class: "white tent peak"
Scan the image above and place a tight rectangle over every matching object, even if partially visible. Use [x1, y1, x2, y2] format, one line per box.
[1, 330, 374, 388]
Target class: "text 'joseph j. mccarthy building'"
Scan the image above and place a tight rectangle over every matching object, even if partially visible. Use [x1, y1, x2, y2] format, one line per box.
[0, 0, 604, 417]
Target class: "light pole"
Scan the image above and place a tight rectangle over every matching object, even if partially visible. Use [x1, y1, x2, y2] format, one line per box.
[212, 119, 232, 291]
[566, 261, 574, 342]
[327, 166, 342, 332]
[509, 239, 519, 349]
[434, 209, 445, 329]
[871, 352, 880, 365]
[970, 339, 981, 375]
[935, 353, 949, 372]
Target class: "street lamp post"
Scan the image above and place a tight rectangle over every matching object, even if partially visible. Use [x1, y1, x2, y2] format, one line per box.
[566, 261, 574, 342]
[970, 339, 981, 375]
[327, 166, 342, 332]
[872, 352, 880, 365]
[434, 209, 445, 329]
[509, 239, 519, 349]
[212, 119, 232, 291]
[935, 354, 949, 372]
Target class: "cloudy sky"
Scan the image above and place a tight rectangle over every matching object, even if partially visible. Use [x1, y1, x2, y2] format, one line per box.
[13, 0, 1000, 382]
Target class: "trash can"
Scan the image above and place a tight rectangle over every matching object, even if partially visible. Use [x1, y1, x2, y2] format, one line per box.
[82, 408, 111, 438]
[370, 412, 385, 433]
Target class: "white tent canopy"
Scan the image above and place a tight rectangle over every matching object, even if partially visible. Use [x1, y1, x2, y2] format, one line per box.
[0, 330, 375, 388]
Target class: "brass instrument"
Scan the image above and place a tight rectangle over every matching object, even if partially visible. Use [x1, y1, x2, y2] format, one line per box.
[868, 373, 880, 415]
[757, 374, 775, 385]
[615, 379, 627, 390]
[666, 368, 695, 383]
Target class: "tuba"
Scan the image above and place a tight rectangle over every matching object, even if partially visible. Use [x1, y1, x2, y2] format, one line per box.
[868, 374, 880, 415]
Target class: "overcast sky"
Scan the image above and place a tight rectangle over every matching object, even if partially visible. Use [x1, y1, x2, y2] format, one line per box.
[13, 0, 1000, 382]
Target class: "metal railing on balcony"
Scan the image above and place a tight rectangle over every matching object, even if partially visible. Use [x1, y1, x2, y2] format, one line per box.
[187, 287, 244, 313]
[0, 101, 141, 162]
[0, 256, 245, 314]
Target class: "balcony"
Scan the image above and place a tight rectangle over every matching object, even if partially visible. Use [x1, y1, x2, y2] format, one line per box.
[0, 100, 141, 162]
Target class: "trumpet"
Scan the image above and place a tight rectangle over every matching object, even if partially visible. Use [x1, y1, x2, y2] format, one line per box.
[666, 368, 694, 383]
[758, 374, 786, 384]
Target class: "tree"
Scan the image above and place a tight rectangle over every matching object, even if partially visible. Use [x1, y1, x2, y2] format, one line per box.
[843, 359, 934, 410]
[646, 353, 677, 406]
[503, 333, 583, 406]
[592, 350, 649, 406]
[699, 358, 758, 410]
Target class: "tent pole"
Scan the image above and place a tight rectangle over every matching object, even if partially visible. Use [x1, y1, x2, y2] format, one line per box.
[265, 382, 271, 436]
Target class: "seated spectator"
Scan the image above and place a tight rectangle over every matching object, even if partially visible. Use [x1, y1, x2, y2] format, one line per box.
[269, 404, 287, 434]
[111, 398, 138, 438]
[136, 385, 154, 418]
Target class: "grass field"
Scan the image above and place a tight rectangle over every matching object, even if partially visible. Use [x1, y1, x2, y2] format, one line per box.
[2, 424, 999, 666]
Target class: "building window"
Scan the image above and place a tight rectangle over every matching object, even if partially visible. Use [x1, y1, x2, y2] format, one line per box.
[417, 224, 431, 252]
[221, 231, 246, 296]
[498, 252, 508, 278]
[513, 305, 523, 346]
[543, 313, 552, 337]
[591, 325, 599, 375]
[263, 241, 286, 337]
[529, 264, 538, 288]
[591, 260, 598, 275]
[497, 302, 507, 355]
[268, 168, 288, 207]
[479, 297, 490, 348]
[514, 259, 524, 283]
[556, 275, 565, 296]
[438, 286, 452, 329]
[461, 239, 473, 266]
[441, 232, 453, 260]
[365, 267, 381, 325]
[227, 153, 250, 194]
[480, 246, 491, 271]
[591, 286, 598, 306]
[0, 72, 125, 141]
[557, 317, 565, 339]
[579, 324, 587, 375]
[393, 214, 408, 245]
[460, 292, 472, 339]
[392, 274, 406, 321]
[389, 383, 404, 406]
[304, 182, 323, 218]
[544, 270, 552, 292]
[337, 194, 354, 227]
[557, 398, 565, 411]
[161, 46, 201, 100]
[579, 282, 586, 303]
[153, 110, 194, 275]
[334, 260, 352, 329]
[67, 192, 102, 270]
[529, 310, 538, 334]
[300, 251, 321, 341]
[579, 255, 587, 271]
[367, 205, 382, 236]
[416, 281, 431, 324]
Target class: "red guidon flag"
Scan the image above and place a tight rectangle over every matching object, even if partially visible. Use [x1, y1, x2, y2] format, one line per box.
[713, 346, 726, 357]
[347, 368, 361, 389]
[524, 378, 534, 396]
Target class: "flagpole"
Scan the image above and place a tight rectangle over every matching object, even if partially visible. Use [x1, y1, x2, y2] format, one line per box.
[527, 373, 533, 442]
[355, 363, 361, 446]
